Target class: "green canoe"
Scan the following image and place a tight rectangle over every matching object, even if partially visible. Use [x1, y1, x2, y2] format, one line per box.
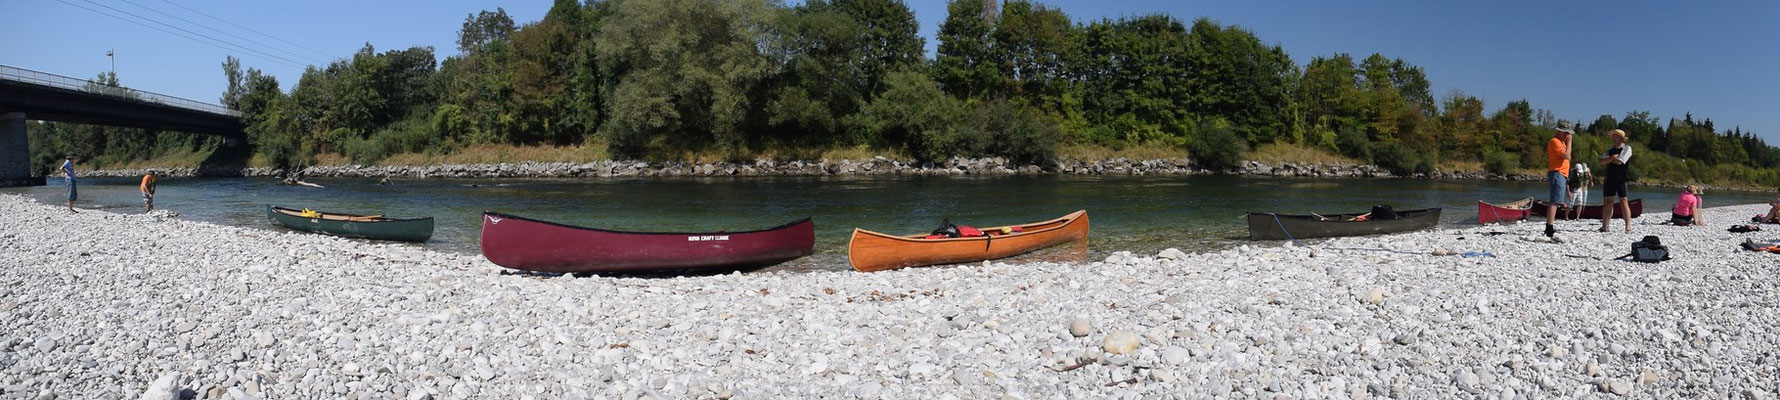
[267, 205, 434, 242]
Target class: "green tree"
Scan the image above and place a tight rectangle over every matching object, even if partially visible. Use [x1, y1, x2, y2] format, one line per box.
[1182, 18, 1296, 144]
[595, 0, 776, 158]
[933, 0, 1001, 98]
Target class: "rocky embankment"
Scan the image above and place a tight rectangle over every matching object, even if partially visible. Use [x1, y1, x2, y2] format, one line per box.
[81, 157, 1411, 179]
[3, 194, 1778, 399]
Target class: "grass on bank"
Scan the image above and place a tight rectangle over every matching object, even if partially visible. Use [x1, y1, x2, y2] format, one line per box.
[1055, 143, 1190, 161]
[1245, 143, 1360, 166]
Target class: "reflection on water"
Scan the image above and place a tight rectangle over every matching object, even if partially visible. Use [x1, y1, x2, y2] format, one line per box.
[9, 174, 1771, 272]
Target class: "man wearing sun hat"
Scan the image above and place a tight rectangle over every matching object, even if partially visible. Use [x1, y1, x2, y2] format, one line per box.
[1543, 122, 1574, 238]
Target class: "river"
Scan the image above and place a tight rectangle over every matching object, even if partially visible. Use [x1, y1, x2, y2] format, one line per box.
[9, 175, 1771, 271]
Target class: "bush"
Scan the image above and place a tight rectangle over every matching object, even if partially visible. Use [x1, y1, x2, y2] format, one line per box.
[1335, 126, 1371, 161]
[1370, 141, 1433, 175]
[1187, 122, 1247, 172]
[847, 69, 963, 163]
[1483, 150, 1518, 175]
[960, 99, 1060, 164]
[343, 115, 434, 164]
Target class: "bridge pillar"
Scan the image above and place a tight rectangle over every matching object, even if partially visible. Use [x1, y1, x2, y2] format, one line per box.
[1, 112, 44, 187]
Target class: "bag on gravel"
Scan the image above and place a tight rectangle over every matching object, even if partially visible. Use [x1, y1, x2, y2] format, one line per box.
[1615, 235, 1671, 263]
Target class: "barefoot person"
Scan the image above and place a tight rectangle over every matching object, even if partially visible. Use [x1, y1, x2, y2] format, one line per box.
[1672, 185, 1706, 226]
[1599, 129, 1634, 233]
[140, 171, 158, 212]
[1543, 122, 1574, 237]
[60, 154, 79, 213]
[1568, 163, 1592, 220]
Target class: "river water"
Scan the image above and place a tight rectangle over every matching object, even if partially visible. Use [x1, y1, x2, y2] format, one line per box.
[10, 175, 1771, 271]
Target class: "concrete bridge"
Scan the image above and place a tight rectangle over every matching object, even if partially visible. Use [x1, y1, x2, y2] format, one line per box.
[1, 65, 244, 186]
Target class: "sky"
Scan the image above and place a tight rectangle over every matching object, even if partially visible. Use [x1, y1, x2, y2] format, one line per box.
[3, 0, 1776, 142]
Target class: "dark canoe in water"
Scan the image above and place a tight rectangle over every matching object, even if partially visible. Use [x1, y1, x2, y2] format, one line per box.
[1246, 208, 1442, 240]
[479, 212, 815, 273]
[1530, 199, 1644, 220]
[266, 205, 434, 242]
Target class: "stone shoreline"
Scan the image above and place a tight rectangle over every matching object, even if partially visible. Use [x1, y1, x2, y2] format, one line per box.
[3, 194, 1777, 398]
[76, 157, 1525, 180]
[73, 157, 1760, 193]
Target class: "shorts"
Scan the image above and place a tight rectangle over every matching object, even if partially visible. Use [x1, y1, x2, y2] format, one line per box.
[1547, 171, 1567, 204]
[66, 180, 77, 202]
[1671, 214, 1694, 226]
[1570, 188, 1588, 206]
[143, 192, 154, 205]
[1602, 179, 1628, 198]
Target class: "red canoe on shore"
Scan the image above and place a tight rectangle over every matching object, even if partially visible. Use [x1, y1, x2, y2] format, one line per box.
[1477, 197, 1534, 224]
[1530, 199, 1644, 220]
[479, 212, 815, 273]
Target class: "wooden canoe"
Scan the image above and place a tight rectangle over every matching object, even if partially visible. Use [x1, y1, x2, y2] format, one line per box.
[267, 205, 434, 242]
[1477, 197, 1534, 224]
[848, 210, 1089, 272]
[1246, 208, 1441, 240]
[1530, 199, 1644, 220]
[479, 212, 814, 273]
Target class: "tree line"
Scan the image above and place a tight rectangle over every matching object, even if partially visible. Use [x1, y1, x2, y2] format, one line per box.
[28, 0, 1780, 187]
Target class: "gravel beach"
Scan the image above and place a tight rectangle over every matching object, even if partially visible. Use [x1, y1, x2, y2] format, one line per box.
[2, 193, 1777, 399]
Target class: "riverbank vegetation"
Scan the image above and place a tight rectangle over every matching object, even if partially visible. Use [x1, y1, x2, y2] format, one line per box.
[26, 0, 1780, 188]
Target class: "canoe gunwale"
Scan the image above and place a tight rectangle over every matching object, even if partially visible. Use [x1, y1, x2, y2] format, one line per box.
[1245, 208, 1442, 240]
[1479, 197, 1535, 211]
[481, 211, 813, 236]
[1247, 207, 1441, 222]
[848, 210, 1087, 244]
[269, 205, 433, 223]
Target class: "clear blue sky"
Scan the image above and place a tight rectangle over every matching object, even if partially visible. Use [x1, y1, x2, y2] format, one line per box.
[3, 1, 1776, 142]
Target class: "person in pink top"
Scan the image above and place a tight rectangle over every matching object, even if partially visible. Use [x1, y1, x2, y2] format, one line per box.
[1671, 185, 1705, 226]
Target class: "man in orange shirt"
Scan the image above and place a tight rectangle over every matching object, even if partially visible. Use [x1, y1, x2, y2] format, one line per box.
[1544, 122, 1574, 237]
[140, 171, 157, 212]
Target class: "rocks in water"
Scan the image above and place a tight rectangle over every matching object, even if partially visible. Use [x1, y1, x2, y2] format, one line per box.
[1102, 331, 1140, 355]
[1069, 318, 1092, 337]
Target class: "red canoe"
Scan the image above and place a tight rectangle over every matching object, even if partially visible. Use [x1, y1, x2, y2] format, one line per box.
[479, 212, 815, 273]
[1477, 197, 1534, 224]
[1530, 199, 1644, 220]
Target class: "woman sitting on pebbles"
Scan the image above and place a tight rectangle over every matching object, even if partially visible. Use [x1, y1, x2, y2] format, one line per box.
[1672, 185, 1706, 226]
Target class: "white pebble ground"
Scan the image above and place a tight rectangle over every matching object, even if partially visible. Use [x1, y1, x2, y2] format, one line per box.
[2, 194, 1777, 399]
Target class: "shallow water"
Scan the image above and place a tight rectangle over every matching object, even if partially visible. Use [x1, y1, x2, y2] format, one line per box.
[10, 174, 1772, 271]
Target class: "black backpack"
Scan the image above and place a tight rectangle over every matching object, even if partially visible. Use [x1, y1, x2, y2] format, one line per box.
[931, 218, 960, 238]
[1370, 205, 1399, 221]
[1616, 235, 1671, 263]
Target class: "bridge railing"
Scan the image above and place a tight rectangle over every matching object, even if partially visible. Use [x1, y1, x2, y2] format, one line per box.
[1, 64, 242, 117]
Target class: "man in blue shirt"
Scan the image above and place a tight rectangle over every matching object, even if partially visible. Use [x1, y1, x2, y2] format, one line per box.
[61, 154, 78, 213]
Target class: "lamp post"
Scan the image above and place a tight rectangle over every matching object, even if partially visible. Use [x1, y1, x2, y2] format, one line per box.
[106, 49, 114, 78]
